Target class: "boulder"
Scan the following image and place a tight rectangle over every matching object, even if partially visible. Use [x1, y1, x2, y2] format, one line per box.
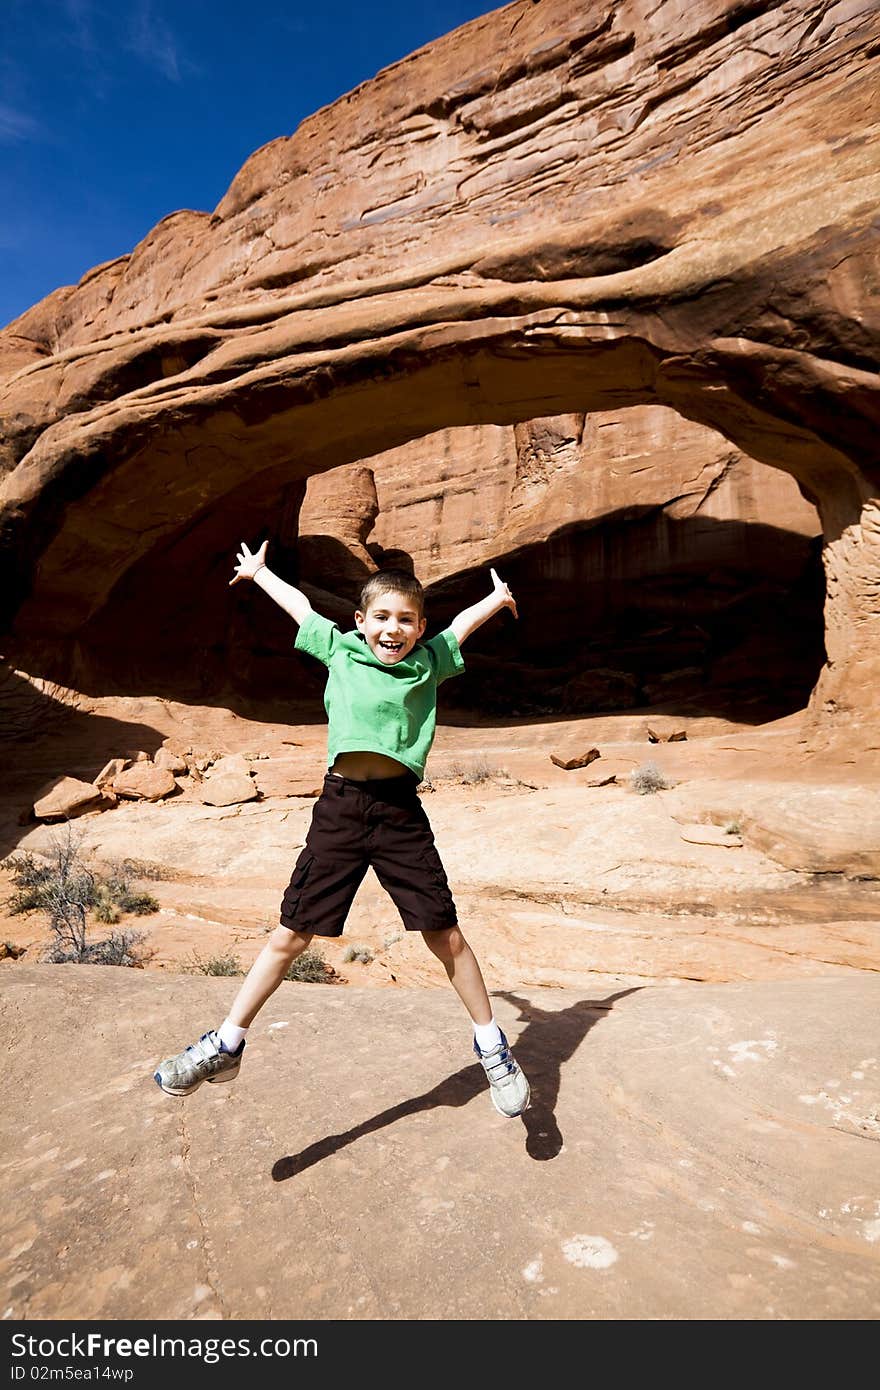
[155, 747, 188, 775]
[199, 756, 258, 807]
[94, 758, 128, 787]
[252, 758, 324, 799]
[112, 764, 177, 802]
[33, 777, 109, 820]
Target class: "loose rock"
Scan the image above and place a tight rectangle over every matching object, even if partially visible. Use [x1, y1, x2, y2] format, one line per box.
[155, 747, 188, 775]
[112, 764, 177, 802]
[550, 748, 600, 771]
[94, 758, 129, 786]
[199, 758, 258, 807]
[33, 777, 110, 820]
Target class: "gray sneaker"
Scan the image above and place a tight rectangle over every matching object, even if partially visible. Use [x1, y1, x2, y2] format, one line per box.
[475, 1030, 530, 1117]
[154, 1030, 244, 1096]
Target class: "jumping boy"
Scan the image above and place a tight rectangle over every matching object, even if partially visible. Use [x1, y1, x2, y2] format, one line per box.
[154, 541, 530, 1118]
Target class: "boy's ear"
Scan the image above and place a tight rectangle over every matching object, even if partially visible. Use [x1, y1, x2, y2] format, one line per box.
[417, 615, 427, 637]
[354, 609, 366, 631]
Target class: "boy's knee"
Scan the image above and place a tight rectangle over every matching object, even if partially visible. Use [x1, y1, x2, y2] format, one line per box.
[270, 925, 312, 956]
[423, 925, 466, 960]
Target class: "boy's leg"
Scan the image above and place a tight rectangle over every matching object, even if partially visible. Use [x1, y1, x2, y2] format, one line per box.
[153, 927, 313, 1096]
[225, 926, 314, 1027]
[155, 776, 367, 1096]
[422, 927, 530, 1118]
[420, 926, 492, 1024]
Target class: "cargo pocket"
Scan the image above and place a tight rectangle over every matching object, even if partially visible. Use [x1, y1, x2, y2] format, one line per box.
[280, 848, 315, 928]
[421, 848, 458, 924]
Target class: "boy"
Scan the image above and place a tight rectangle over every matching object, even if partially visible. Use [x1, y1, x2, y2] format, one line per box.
[154, 541, 530, 1117]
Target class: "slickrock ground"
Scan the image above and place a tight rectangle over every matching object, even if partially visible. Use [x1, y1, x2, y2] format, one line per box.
[1, 0, 878, 1319]
[2, 700, 878, 1319]
[2, 970, 878, 1321]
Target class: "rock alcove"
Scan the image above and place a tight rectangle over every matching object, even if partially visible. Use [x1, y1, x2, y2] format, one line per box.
[0, 0, 876, 747]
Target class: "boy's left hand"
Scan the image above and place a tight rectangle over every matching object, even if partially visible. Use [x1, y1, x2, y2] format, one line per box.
[491, 567, 518, 619]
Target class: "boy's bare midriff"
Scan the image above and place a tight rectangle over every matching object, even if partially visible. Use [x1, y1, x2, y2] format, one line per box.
[331, 750, 413, 781]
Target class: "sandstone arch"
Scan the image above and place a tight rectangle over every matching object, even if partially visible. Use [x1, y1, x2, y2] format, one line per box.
[1, 0, 877, 746]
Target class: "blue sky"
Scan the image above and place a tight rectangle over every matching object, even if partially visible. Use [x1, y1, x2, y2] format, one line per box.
[1, 0, 501, 329]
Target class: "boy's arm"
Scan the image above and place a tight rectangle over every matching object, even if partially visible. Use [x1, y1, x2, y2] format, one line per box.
[230, 540, 313, 627]
[449, 568, 518, 645]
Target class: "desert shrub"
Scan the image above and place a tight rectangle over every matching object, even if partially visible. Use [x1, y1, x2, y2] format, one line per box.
[343, 944, 374, 965]
[629, 762, 670, 795]
[116, 890, 159, 914]
[724, 821, 742, 835]
[4, 826, 158, 964]
[285, 947, 339, 983]
[101, 860, 160, 914]
[47, 928, 147, 967]
[187, 951, 242, 977]
[93, 883, 121, 924]
[109, 857, 173, 882]
[450, 757, 509, 786]
[5, 851, 56, 915]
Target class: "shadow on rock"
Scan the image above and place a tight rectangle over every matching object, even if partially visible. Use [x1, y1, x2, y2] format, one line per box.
[496, 988, 640, 1159]
[272, 986, 641, 1180]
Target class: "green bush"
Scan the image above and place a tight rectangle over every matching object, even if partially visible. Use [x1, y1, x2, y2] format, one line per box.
[187, 951, 243, 977]
[3, 827, 158, 965]
[285, 947, 339, 984]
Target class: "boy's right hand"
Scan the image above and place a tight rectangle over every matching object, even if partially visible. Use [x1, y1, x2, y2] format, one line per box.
[230, 539, 268, 586]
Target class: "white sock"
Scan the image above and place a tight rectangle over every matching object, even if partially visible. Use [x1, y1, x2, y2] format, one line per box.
[218, 1020, 248, 1053]
[474, 1018, 502, 1053]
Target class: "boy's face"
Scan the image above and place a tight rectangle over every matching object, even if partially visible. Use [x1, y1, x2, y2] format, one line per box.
[355, 590, 426, 665]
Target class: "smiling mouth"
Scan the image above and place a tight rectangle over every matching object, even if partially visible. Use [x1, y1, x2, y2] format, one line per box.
[378, 640, 404, 653]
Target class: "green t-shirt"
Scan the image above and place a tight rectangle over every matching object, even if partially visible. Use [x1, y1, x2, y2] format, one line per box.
[294, 610, 465, 779]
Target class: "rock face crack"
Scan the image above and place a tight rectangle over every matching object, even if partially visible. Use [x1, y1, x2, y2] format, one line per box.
[178, 1113, 228, 1319]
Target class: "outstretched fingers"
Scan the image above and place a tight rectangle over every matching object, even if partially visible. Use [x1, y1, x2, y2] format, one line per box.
[490, 567, 518, 619]
[229, 538, 268, 586]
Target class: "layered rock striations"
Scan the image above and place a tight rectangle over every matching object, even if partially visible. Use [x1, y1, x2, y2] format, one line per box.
[0, 0, 877, 742]
[301, 410, 823, 715]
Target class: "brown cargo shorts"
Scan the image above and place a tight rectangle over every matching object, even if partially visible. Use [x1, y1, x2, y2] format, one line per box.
[280, 772, 458, 937]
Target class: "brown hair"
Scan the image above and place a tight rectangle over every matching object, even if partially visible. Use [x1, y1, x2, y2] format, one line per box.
[358, 569, 425, 616]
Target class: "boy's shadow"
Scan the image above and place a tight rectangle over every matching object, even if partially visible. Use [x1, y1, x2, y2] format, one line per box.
[272, 987, 640, 1180]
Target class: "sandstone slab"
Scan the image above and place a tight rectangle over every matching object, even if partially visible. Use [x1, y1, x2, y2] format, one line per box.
[32, 777, 108, 820]
[666, 780, 880, 879]
[111, 764, 176, 802]
[679, 823, 743, 848]
[550, 748, 600, 771]
[93, 757, 128, 786]
[1, 967, 877, 1320]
